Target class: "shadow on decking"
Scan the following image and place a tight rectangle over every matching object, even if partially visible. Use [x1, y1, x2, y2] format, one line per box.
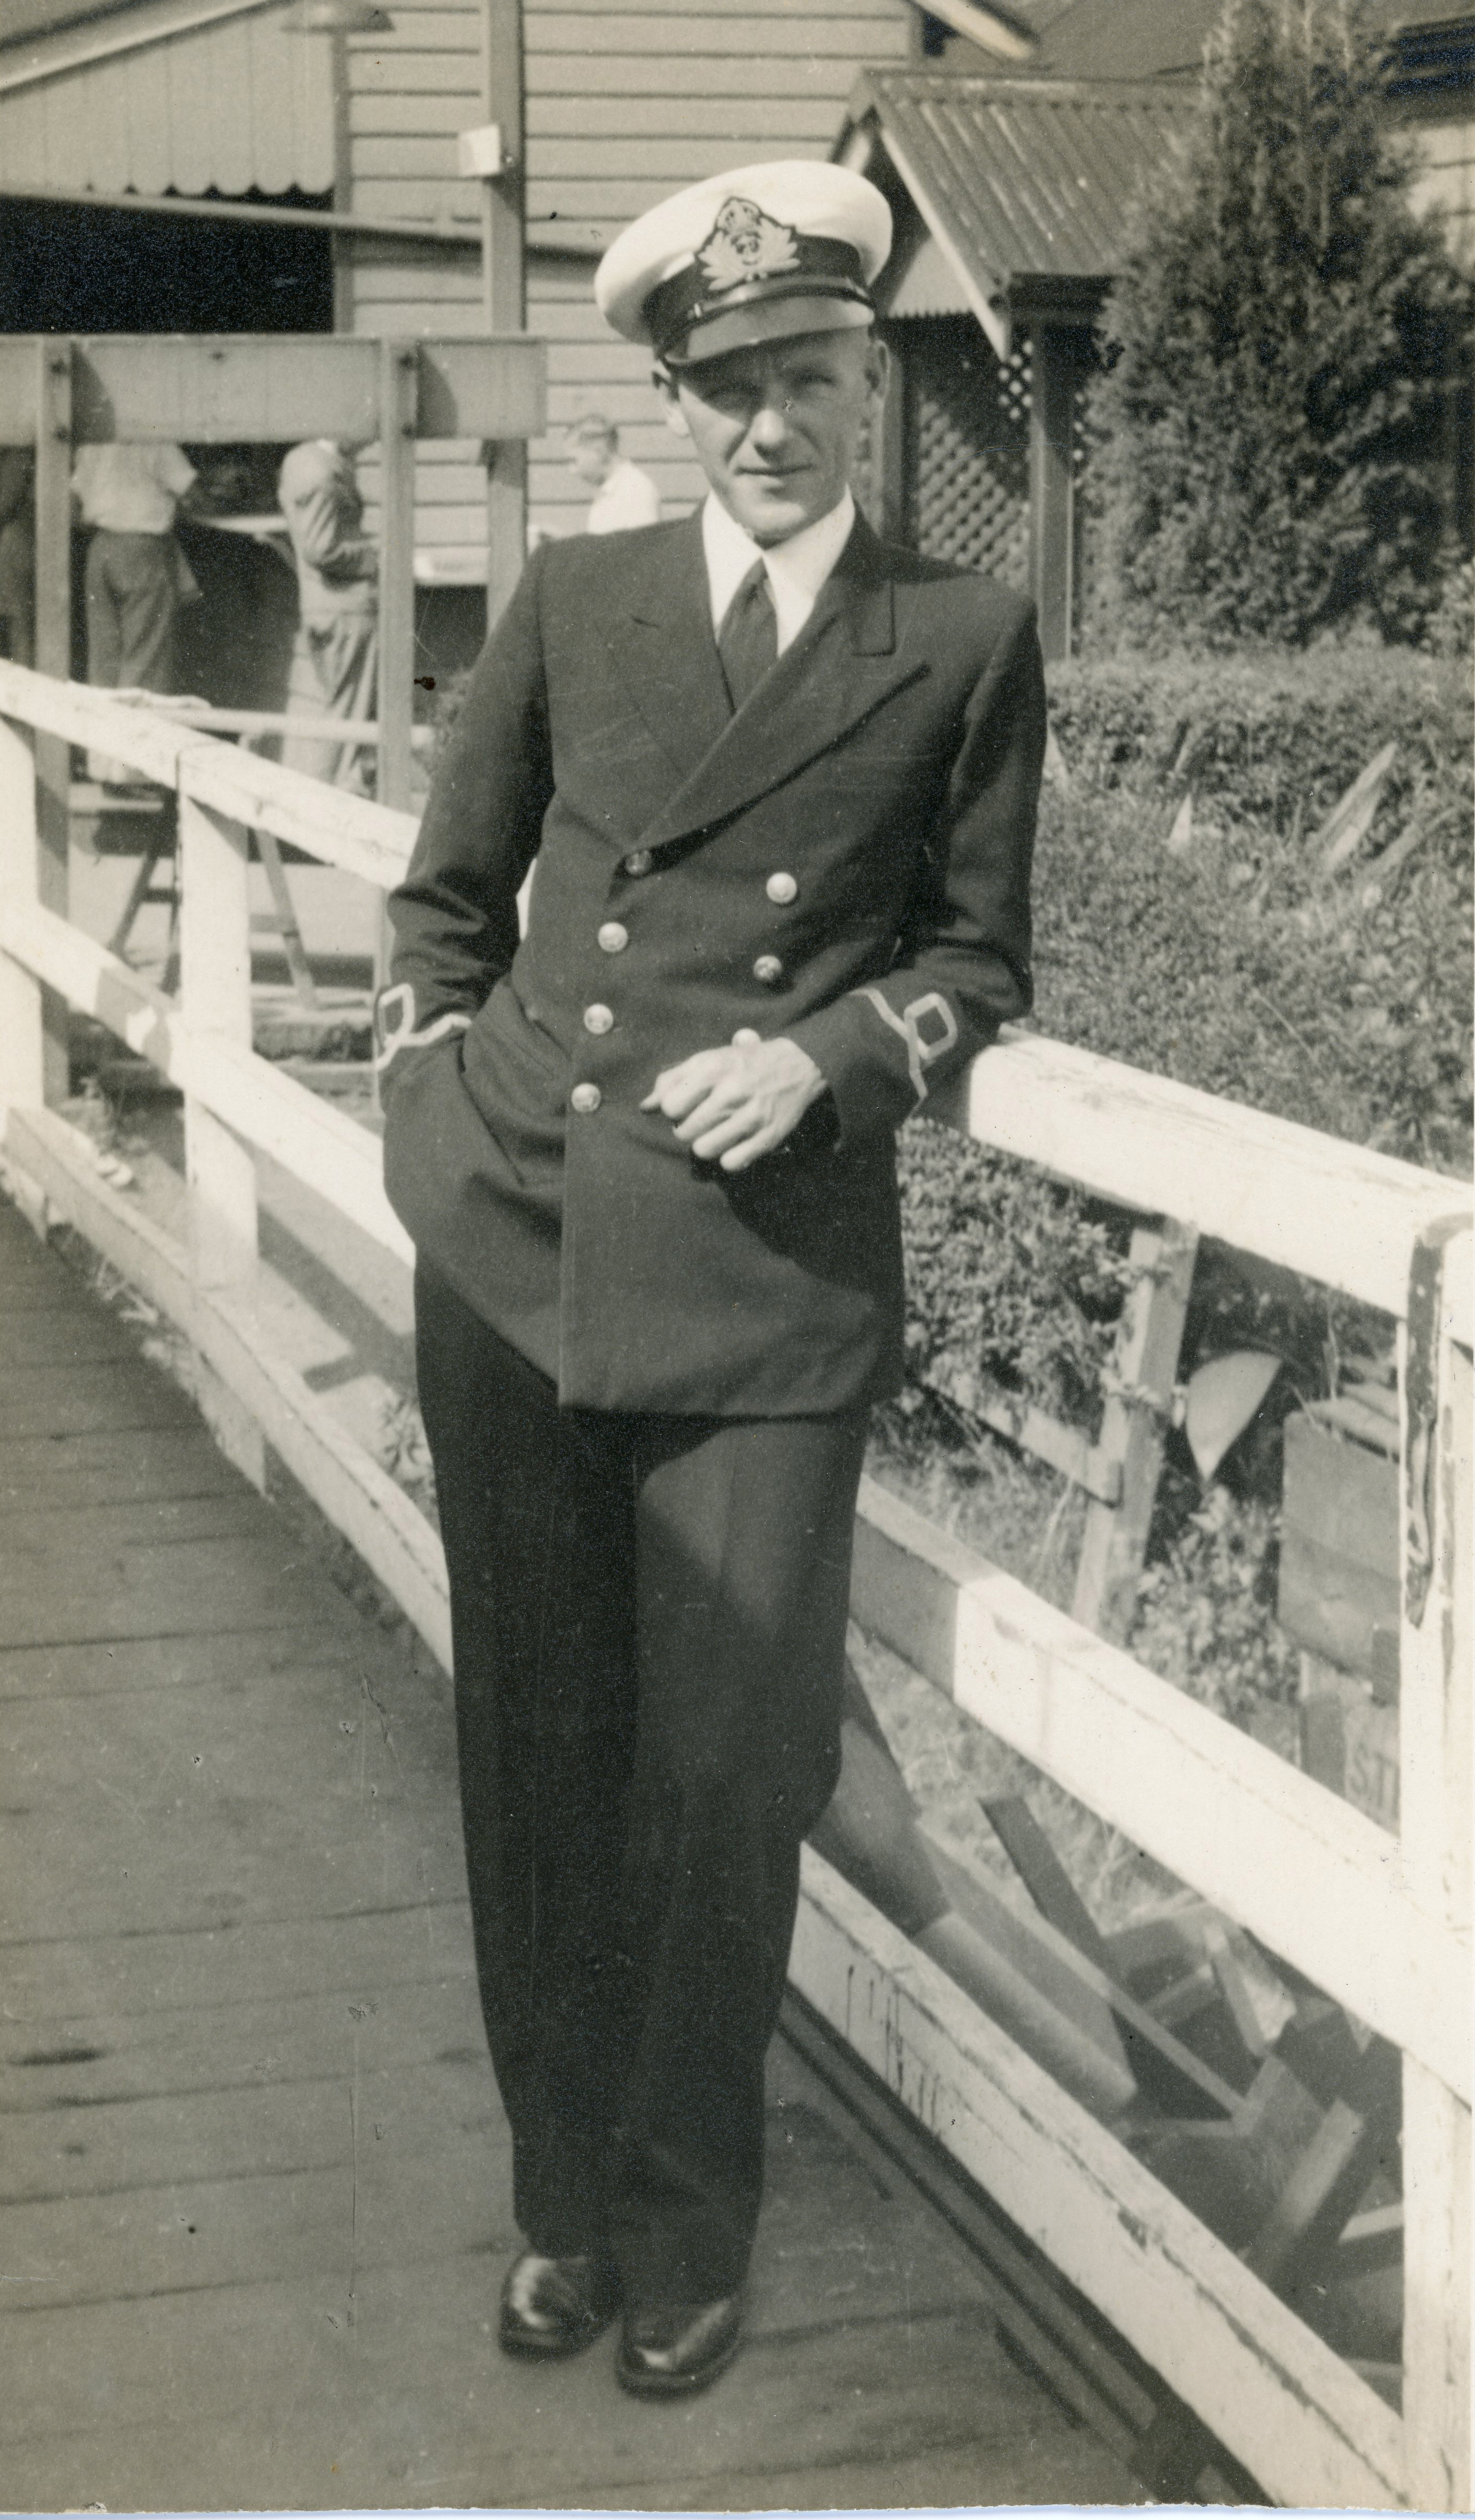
[0, 1192, 1144, 2514]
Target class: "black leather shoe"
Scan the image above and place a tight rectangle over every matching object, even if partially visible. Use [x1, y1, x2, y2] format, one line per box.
[615, 2293, 743, 2397]
[498, 2248, 621, 2359]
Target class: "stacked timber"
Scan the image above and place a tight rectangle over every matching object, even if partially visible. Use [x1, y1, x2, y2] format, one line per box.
[809, 1667, 1404, 2410]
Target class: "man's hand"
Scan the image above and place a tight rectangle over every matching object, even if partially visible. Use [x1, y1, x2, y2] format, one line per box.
[641, 1032, 827, 1172]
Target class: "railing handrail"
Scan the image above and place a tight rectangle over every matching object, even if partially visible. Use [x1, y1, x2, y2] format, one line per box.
[105, 695, 437, 751]
[0, 661, 416, 886]
[2, 658, 1468, 1329]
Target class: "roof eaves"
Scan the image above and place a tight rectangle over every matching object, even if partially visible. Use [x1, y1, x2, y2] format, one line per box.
[862, 67, 1193, 109]
[849, 104, 1015, 355]
[0, 0, 271, 95]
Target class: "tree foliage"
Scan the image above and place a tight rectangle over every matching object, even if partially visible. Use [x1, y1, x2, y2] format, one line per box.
[1081, 0, 1473, 649]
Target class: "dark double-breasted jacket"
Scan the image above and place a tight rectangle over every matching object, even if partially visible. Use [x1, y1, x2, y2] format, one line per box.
[380, 507, 1045, 1419]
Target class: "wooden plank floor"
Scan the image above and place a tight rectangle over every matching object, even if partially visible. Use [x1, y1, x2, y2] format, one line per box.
[0, 1192, 1145, 2513]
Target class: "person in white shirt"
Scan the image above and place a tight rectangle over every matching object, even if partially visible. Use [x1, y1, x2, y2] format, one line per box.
[72, 441, 199, 783]
[277, 438, 379, 795]
[566, 413, 661, 534]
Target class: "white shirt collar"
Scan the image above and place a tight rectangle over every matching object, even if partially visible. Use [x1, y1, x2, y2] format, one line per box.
[701, 489, 856, 657]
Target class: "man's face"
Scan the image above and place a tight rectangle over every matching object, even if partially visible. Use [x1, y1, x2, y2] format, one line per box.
[660, 328, 888, 546]
[569, 432, 616, 488]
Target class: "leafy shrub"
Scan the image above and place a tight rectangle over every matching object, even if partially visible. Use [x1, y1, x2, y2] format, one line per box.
[897, 1124, 1133, 1430]
[1031, 737, 1472, 1179]
[1081, 0, 1474, 650]
[1046, 645, 1471, 858]
[895, 644, 1468, 1490]
[1031, 788, 1471, 1176]
[1128, 1486, 1301, 1725]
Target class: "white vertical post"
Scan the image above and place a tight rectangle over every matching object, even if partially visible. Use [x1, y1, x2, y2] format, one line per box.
[1399, 1221, 1472, 2514]
[481, 0, 527, 627]
[178, 781, 257, 1291]
[33, 339, 72, 1106]
[0, 715, 45, 1122]
[177, 775, 265, 1489]
[377, 338, 418, 818]
[371, 340, 418, 1095]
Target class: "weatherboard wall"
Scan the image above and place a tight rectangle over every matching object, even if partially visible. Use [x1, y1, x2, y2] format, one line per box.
[344, 0, 913, 549]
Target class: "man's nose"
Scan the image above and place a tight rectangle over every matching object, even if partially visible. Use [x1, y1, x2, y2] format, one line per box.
[746, 395, 793, 449]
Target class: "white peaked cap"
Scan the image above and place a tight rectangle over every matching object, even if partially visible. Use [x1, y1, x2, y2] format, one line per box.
[594, 161, 893, 365]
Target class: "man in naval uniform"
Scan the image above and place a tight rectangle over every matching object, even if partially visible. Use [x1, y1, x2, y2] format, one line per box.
[377, 160, 1045, 2398]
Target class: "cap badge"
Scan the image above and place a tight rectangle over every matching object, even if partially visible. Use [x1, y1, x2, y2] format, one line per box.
[696, 198, 802, 297]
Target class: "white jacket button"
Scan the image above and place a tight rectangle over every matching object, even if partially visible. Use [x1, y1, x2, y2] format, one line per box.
[570, 1082, 602, 1114]
[583, 1003, 614, 1035]
[753, 954, 783, 987]
[765, 871, 798, 905]
[598, 922, 629, 953]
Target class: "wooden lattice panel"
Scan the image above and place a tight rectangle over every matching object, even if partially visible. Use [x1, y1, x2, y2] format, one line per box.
[905, 318, 1029, 586]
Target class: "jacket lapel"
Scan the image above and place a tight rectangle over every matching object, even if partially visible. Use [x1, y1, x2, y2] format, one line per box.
[631, 515, 927, 854]
[615, 510, 733, 783]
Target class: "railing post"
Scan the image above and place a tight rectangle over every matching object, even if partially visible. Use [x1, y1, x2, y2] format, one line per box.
[1072, 1218, 1198, 1643]
[377, 339, 418, 819]
[480, 0, 527, 626]
[371, 339, 418, 1071]
[177, 770, 266, 1488]
[1398, 1220, 1472, 2513]
[178, 777, 258, 1290]
[0, 715, 45, 1127]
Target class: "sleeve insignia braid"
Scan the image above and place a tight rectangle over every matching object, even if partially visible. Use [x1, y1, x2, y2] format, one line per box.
[374, 980, 472, 1068]
[854, 986, 959, 1104]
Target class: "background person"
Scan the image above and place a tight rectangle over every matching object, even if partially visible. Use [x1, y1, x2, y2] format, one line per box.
[277, 438, 379, 794]
[566, 411, 660, 533]
[0, 446, 34, 668]
[378, 160, 1043, 2402]
[72, 439, 199, 784]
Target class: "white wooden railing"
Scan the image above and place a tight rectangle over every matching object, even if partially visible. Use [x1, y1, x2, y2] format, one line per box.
[1, 660, 1469, 2512]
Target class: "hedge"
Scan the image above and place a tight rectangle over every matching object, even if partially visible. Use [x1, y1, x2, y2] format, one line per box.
[1045, 645, 1471, 861]
[1034, 654, 1471, 1176]
[897, 644, 1472, 1440]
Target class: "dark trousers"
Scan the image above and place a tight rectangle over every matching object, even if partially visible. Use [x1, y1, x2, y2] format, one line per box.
[415, 1260, 868, 2303]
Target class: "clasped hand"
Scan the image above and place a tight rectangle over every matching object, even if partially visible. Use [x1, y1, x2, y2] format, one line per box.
[640, 1032, 827, 1172]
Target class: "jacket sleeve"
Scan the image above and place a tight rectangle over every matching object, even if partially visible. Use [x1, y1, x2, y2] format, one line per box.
[376, 544, 553, 1102]
[279, 449, 377, 585]
[785, 592, 1043, 1145]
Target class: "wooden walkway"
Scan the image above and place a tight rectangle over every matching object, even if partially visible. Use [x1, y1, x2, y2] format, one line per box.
[0, 1191, 1144, 2514]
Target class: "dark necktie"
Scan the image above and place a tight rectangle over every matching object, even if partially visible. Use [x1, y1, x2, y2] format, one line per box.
[717, 560, 778, 712]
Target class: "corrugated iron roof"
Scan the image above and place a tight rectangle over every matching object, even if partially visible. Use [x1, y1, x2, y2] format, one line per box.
[842, 70, 1191, 348]
[886, 228, 971, 317]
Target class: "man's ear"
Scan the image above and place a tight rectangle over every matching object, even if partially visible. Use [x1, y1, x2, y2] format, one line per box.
[654, 366, 692, 440]
[865, 334, 891, 405]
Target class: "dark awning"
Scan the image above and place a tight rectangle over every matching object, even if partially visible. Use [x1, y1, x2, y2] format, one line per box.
[838, 69, 1193, 354]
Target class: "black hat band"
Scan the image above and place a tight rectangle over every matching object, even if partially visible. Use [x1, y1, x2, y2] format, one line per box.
[646, 230, 872, 361]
